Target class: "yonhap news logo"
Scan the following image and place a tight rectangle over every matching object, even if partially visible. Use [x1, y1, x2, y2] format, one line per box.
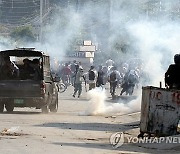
[109, 132, 124, 148]
[110, 132, 180, 148]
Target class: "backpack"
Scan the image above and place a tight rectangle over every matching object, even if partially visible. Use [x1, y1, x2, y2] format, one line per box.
[70, 64, 76, 72]
[89, 70, 95, 80]
[127, 73, 136, 84]
[110, 71, 116, 82]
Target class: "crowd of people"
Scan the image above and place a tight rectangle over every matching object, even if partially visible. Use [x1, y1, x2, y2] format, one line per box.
[2, 53, 179, 98]
[55, 58, 142, 99]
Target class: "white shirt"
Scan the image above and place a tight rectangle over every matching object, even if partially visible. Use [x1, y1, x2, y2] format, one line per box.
[106, 59, 114, 67]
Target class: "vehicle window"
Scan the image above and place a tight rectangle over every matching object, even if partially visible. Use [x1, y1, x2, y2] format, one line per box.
[0, 56, 43, 81]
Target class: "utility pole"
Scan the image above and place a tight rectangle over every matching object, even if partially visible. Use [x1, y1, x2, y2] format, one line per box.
[12, 0, 13, 8]
[76, 0, 79, 12]
[159, 0, 162, 12]
[40, 0, 43, 42]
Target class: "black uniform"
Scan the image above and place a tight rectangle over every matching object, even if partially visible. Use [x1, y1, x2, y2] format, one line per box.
[165, 54, 180, 89]
[165, 64, 180, 89]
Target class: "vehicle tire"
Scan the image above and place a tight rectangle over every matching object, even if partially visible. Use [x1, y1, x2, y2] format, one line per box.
[41, 106, 49, 113]
[0, 103, 4, 113]
[5, 102, 14, 112]
[49, 97, 58, 113]
[57, 83, 67, 93]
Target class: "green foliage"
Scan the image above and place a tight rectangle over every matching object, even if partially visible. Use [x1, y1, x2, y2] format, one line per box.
[10, 26, 36, 43]
[0, 25, 8, 33]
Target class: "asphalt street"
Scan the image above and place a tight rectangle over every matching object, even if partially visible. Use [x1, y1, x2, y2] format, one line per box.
[0, 85, 179, 154]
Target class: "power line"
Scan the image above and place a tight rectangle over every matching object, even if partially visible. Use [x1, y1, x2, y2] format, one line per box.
[1, 0, 40, 4]
[0, 5, 40, 9]
[0, 0, 50, 26]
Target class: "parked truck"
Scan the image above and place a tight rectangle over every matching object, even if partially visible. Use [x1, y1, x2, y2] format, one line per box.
[0, 48, 59, 113]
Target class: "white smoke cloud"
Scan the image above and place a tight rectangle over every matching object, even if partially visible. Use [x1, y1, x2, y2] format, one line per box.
[1, 1, 180, 87]
[126, 21, 180, 86]
[39, 1, 180, 116]
[109, 1, 180, 86]
[80, 88, 141, 116]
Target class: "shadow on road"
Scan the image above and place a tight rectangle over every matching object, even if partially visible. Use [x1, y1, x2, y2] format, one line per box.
[52, 142, 159, 153]
[107, 95, 138, 103]
[53, 142, 113, 150]
[34, 121, 140, 132]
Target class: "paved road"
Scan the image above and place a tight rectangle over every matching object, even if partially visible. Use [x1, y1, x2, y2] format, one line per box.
[0, 86, 179, 154]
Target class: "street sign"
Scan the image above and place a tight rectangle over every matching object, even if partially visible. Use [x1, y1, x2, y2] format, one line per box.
[79, 45, 96, 52]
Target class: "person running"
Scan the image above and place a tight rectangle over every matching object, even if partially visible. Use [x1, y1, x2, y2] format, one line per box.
[73, 67, 85, 98]
[120, 69, 139, 95]
[108, 66, 121, 97]
[87, 66, 97, 90]
[96, 65, 105, 88]
[61, 63, 72, 86]
[70, 60, 77, 86]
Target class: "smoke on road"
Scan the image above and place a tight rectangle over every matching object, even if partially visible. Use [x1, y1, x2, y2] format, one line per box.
[80, 88, 141, 116]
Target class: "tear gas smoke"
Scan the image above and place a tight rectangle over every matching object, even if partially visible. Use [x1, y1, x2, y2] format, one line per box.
[80, 88, 141, 116]
[1, 1, 179, 85]
[1, 1, 180, 115]
[109, 0, 180, 87]
[127, 21, 180, 86]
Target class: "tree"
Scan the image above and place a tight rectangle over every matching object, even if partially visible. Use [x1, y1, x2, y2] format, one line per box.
[10, 26, 36, 43]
